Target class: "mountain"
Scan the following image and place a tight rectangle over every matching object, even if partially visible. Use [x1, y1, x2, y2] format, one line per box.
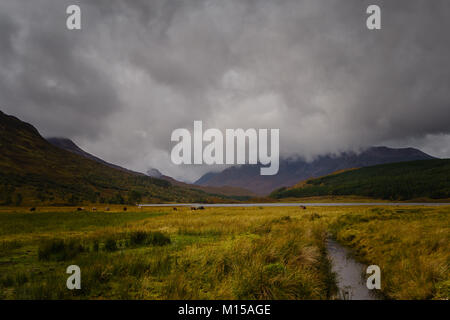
[196, 171, 221, 185]
[270, 159, 450, 201]
[144, 169, 255, 198]
[158, 174, 256, 198]
[47, 137, 141, 175]
[195, 147, 435, 195]
[0, 110, 225, 205]
[146, 168, 163, 178]
[48, 138, 254, 198]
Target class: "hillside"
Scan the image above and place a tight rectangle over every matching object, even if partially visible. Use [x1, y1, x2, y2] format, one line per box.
[159, 175, 256, 199]
[0, 111, 224, 206]
[47, 137, 142, 175]
[270, 159, 450, 200]
[195, 147, 435, 195]
[48, 138, 255, 199]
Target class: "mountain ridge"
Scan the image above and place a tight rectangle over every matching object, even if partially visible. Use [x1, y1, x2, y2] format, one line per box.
[47, 137, 255, 198]
[195, 147, 436, 195]
[47, 137, 142, 176]
[0, 110, 224, 205]
[270, 159, 450, 200]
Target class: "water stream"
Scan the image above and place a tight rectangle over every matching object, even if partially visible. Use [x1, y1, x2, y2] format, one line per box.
[327, 239, 379, 300]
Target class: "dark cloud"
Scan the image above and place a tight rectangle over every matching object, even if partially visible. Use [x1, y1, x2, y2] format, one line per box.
[0, 0, 121, 139]
[0, 0, 449, 181]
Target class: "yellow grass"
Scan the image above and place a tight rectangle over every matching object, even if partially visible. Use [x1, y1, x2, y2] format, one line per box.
[0, 205, 448, 299]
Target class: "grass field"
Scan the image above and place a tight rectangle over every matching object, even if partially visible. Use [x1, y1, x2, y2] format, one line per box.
[0, 205, 448, 300]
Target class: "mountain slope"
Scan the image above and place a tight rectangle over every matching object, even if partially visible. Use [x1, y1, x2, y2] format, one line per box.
[0, 111, 223, 205]
[195, 147, 435, 195]
[270, 159, 450, 200]
[47, 137, 141, 175]
[48, 138, 255, 198]
[159, 175, 256, 198]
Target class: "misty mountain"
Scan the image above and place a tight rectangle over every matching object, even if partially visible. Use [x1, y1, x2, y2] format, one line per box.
[146, 168, 163, 178]
[0, 110, 224, 205]
[271, 159, 450, 200]
[195, 147, 436, 195]
[48, 137, 254, 198]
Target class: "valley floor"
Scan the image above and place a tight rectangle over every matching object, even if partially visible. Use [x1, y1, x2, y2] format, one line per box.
[0, 205, 448, 300]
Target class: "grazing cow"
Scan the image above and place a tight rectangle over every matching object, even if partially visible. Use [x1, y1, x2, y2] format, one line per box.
[123, 207, 127, 211]
[173, 207, 178, 211]
[300, 206, 307, 210]
[92, 207, 97, 212]
[77, 207, 83, 211]
[198, 206, 205, 210]
[30, 207, 36, 212]
[191, 207, 197, 211]
[105, 207, 110, 211]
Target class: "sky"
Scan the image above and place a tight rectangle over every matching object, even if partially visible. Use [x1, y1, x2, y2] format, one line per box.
[0, 0, 449, 182]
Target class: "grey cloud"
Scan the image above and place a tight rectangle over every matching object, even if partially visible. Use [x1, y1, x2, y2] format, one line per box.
[0, 0, 449, 181]
[0, 0, 121, 139]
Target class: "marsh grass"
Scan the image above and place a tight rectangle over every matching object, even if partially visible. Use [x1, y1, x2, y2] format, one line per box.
[38, 238, 85, 261]
[0, 205, 447, 299]
[0, 240, 23, 258]
[332, 207, 449, 299]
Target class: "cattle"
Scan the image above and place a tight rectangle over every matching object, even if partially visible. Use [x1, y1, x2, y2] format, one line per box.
[300, 206, 307, 210]
[30, 207, 36, 212]
[92, 207, 97, 212]
[105, 207, 110, 211]
[77, 207, 83, 211]
[123, 207, 127, 211]
[173, 207, 178, 211]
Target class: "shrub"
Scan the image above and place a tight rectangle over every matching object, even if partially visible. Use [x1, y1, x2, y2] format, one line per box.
[92, 240, 99, 252]
[15, 272, 29, 285]
[129, 231, 148, 246]
[104, 238, 118, 252]
[38, 239, 84, 261]
[148, 232, 171, 246]
[129, 231, 171, 247]
[127, 190, 142, 204]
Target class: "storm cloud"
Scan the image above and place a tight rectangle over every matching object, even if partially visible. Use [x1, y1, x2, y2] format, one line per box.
[0, 0, 449, 181]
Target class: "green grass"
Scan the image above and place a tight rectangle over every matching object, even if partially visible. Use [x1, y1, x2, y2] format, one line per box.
[0, 205, 448, 300]
[0, 206, 336, 299]
[0, 210, 167, 237]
